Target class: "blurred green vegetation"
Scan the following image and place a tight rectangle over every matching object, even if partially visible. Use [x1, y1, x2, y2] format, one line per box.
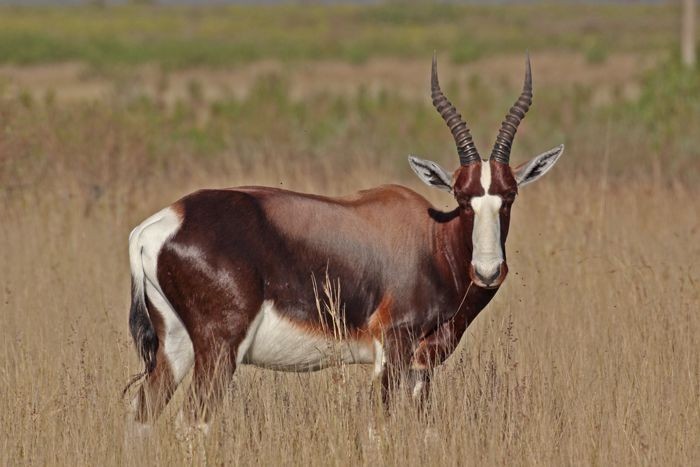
[633, 57, 700, 141]
[0, 4, 682, 68]
[0, 2, 698, 195]
[2, 59, 699, 194]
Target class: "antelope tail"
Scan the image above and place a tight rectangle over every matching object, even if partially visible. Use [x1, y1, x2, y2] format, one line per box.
[127, 226, 158, 376]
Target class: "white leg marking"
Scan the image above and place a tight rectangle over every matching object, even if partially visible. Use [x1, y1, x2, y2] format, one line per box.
[373, 339, 385, 379]
[411, 380, 425, 400]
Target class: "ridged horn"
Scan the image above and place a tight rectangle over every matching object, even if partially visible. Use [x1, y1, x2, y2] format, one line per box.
[491, 53, 533, 165]
[431, 53, 480, 165]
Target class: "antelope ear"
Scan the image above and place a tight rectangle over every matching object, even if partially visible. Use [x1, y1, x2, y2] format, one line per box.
[513, 144, 564, 187]
[407, 155, 453, 193]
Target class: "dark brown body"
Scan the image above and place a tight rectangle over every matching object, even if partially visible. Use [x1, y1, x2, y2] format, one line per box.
[125, 54, 563, 433]
[161, 185, 492, 353]
[128, 183, 496, 428]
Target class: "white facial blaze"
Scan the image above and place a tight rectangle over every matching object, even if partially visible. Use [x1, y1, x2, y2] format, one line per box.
[470, 163, 503, 280]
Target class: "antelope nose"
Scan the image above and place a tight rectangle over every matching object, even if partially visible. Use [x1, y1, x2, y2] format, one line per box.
[474, 267, 500, 286]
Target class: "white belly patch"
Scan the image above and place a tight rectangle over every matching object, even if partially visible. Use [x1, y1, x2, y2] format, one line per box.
[236, 301, 375, 372]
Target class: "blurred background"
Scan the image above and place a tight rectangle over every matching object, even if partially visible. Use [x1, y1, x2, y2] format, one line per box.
[0, 1, 698, 466]
[1, 0, 698, 194]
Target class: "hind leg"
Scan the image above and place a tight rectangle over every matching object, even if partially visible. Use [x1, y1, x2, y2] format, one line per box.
[155, 237, 264, 434]
[127, 285, 194, 435]
[377, 328, 417, 409]
[175, 317, 253, 435]
[176, 356, 231, 436]
[166, 295, 261, 434]
[127, 348, 177, 437]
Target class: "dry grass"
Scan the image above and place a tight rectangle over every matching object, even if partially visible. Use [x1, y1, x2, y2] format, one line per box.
[1, 152, 698, 465]
[0, 4, 699, 462]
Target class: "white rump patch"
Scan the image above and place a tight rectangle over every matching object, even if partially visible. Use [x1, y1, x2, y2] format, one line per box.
[136, 207, 183, 298]
[131, 206, 194, 383]
[237, 301, 375, 372]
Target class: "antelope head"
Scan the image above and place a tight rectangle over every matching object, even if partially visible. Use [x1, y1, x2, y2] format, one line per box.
[409, 54, 564, 289]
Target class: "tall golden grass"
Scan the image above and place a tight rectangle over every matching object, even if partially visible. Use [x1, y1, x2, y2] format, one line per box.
[1, 144, 698, 465]
[1, 14, 699, 459]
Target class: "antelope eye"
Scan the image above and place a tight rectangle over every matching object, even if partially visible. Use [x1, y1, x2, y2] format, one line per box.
[455, 192, 472, 208]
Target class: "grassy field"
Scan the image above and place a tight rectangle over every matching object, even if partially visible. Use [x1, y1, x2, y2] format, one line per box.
[0, 4, 682, 67]
[1, 3, 699, 466]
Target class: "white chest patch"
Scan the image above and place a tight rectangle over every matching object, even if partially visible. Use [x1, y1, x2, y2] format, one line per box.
[236, 301, 375, 372]
[470, 163, 504, 277]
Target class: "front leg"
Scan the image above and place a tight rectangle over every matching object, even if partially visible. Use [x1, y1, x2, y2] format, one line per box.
[373, 284, 495, 409]
[411, 318, 464, 371]
[405, 320, 463, 410]
[375, 328, 419, 409]
[406, 368, 431, 410]
[411, 286, 496, 370]
[374, 322, 461, 410]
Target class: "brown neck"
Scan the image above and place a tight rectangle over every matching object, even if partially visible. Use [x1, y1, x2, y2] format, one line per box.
[430, 208, 473, 299]
[431, 207, 499, 329]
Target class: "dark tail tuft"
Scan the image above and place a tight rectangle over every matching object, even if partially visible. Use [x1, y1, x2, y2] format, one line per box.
[128, 277, 158, 374]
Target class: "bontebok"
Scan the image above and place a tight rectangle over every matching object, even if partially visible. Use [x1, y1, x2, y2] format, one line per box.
[126, 54, 564, 433]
